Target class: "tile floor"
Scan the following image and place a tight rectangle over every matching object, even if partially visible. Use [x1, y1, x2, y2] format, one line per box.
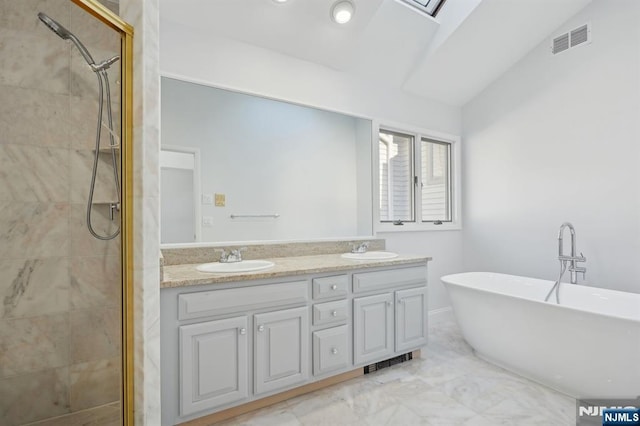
[217, 319, 576, 425]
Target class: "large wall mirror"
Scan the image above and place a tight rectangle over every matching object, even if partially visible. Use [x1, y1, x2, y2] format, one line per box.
[160, 77, 373, 244]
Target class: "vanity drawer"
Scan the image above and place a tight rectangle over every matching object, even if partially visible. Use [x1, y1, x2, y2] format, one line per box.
[178, 281, 308, 321]
[353, 266, 426, 294]
[313, 300, 348, 326]
[312, 275, 348, 300]
[313, 325, 349, 375]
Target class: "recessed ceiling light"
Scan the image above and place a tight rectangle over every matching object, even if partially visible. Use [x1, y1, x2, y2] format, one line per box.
[331, 1, 355, 24]
[272, 0, 288, 3]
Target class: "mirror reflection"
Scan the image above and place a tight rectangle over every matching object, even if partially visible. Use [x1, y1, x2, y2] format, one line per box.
[160, 77, 373, 244]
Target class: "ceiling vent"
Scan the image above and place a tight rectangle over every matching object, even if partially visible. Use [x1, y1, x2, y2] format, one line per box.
[552, 23, 591, 55]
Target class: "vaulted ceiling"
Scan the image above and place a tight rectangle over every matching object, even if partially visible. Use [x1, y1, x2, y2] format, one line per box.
[160, 0, 592, 107]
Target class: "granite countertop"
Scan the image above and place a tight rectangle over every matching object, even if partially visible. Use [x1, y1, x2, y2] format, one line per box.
[161, 253, 431, 289]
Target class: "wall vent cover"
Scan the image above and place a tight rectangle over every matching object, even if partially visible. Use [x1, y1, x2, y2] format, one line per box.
[552, 22, 591, 55]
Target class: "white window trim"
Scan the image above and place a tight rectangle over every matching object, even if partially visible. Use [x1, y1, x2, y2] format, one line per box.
[372, 120, 462, 233]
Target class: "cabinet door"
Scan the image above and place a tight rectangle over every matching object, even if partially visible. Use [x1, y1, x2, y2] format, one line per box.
[395, 287, 428, 352]
[179, 316, 248, 416]
[353, 293, 394, 365]
[254, 306, 309, 395]
[313, 325, 349, 375]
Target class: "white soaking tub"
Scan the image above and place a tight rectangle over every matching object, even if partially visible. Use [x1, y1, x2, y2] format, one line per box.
[441, 272, 640, 399]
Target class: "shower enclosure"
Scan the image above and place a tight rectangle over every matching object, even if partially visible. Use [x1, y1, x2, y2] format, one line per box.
[0, 1, 133, 425]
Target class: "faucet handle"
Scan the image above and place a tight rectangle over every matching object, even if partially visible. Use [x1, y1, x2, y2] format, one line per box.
[351, 241, 370, 253]
[230, 247, 247, 261]
[214, 248, 228, 262]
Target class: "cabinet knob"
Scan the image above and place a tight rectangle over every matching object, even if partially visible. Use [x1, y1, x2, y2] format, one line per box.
[386, 301, 391, 306]
[239, 328, 246, 335]
[398, 299, 404, 304]
[257, 325, 264, 332]
[331, 348, 338, 355]
[331, 310, 338, 317]
[331, 284, 337, 290]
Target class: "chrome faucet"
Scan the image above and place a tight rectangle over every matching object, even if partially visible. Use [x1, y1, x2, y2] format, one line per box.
[351, 241, 370, 254]
[557, 222, 586, 284]
[215, 247, 247, 263]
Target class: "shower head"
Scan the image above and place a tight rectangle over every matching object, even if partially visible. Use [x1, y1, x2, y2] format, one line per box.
[37, 12, 96, 66]
[37, 12, 71, 39]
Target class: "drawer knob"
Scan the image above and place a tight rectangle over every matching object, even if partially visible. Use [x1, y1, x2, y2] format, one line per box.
[331, 310, 338, 317]
[386, 301, 391, 306]
[239, 328, 246, 335]
[331, 285, 337, 290]
[257, 325, 264, 332]
[331, 348, 338, 355]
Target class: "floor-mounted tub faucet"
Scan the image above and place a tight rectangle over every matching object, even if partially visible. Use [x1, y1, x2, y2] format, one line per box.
[546, 222, 587, 303]
[557, 222, 586, 284]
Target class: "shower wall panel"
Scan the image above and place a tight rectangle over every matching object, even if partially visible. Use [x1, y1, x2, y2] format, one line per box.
[0, 1, 122, 424]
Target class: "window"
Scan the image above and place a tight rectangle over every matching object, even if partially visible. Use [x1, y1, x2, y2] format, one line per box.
[421, 138, 451, 222]
[399, 0, 448, 18]
[377, 127, 458, 230]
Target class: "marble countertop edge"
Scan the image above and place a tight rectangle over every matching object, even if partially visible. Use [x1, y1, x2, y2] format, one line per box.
[161, 253, 431, 289]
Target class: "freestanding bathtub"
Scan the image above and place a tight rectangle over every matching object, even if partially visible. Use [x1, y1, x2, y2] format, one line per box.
[441, 272, 640, 399]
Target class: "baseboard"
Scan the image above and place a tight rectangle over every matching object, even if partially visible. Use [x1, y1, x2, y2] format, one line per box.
[428, 306, 455, 325]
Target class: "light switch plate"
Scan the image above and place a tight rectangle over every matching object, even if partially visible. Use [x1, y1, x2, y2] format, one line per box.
[202, 194, 213, 205]
[202, 216, 214, 227]
[215, 193, 226, 207]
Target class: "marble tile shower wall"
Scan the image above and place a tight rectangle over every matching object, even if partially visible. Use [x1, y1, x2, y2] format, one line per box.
[0, 1, 122, 424]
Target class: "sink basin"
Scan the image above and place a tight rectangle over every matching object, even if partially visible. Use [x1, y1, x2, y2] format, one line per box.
[341, 251, 399, 260]
[196, 260, 275, 273]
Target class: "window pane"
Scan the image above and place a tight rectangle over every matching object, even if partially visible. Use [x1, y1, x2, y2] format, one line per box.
[379, 130, 414, 222]
[421, 138, 451, 222]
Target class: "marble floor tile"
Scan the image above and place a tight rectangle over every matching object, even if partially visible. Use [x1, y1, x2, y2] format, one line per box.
[365, 404, 428, 426]
[435, 372, 510, 413]
[218, 319, 578, 426]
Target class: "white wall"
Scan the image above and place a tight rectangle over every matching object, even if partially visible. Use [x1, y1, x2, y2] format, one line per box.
[462, 0, 640, 293]
[160, 22, 464, 311]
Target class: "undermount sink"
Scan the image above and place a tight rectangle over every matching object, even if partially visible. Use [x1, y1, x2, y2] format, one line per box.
[341, 251, 399, 260]
[196, 260, 275, 273]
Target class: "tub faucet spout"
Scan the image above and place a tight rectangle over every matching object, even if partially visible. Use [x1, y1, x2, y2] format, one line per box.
[558, 222, 586, 284]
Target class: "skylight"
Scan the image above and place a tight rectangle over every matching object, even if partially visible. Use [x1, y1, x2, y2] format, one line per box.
[400, 0, 447, 17]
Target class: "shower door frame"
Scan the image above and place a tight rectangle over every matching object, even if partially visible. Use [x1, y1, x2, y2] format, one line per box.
[71, 1, 135, 425]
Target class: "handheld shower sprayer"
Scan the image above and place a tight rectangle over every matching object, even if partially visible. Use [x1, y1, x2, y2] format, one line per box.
[38, 12, 121, 241]
[37, 13, 96, 67]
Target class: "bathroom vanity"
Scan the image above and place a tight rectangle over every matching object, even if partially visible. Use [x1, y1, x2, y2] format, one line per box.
[160, 244, 429, 425]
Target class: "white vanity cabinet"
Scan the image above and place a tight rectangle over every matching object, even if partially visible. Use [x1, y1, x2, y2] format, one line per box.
[395, 287, 428, 352]
[353, 293, 394, 365]
[160, 261, 428, 426]
[254, 306, 309, 394]
[179, 316, 248, 416]
[353, 266, 428, 366]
